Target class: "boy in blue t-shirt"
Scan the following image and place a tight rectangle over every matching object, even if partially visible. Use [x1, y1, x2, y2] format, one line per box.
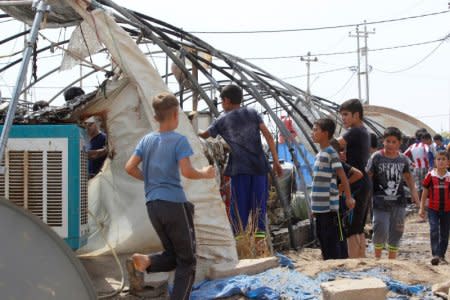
[311, 118, 355, 260]
[125, 92, 215, 298]
[199, 84, 282, 239]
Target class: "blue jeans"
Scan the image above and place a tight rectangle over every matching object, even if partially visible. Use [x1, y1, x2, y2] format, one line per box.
[428, 209, 450, 258]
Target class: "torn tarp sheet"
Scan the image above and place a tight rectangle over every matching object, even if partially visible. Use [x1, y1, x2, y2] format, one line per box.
[191, 266, 429, 300]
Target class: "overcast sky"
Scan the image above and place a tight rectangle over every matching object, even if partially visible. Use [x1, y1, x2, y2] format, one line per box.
[0, 0, 448, 132]
[115, 0, 450, 132]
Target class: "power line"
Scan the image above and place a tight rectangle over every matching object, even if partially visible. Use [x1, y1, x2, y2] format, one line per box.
[373, 38, 447, 73]
[243, 34, 449, 60]
[190, 10, 449, 34]
[281, 66, 351, 80]
[328, 72, 356, 99]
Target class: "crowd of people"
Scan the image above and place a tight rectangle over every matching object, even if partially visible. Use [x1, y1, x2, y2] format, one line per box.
[311, 99, 450, 267]
[70, 82, 448, 299]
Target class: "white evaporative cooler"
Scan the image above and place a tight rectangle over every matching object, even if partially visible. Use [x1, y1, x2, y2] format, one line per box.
[0, 124, 88, 250]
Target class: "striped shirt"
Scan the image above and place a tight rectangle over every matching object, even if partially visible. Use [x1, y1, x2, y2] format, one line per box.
[404, 142, 430, 169]
[423, 170, 450, 212]
[311, 146, 342, 213]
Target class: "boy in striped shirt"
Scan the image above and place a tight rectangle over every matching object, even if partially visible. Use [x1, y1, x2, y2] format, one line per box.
[419, 150, 450, 265]
[311, 118, 355, 260]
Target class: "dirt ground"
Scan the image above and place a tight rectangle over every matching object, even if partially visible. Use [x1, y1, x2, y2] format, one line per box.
[290, 214, 450, 285]
[81, 211, 450, 299]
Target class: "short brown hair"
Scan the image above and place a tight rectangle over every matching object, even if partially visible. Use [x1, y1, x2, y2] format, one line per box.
[436, 150, 450, 160]
[152, 92, 179, 122]
[339, 98, 364, 119]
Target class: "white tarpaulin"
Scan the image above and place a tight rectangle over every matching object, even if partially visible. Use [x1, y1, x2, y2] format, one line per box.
[64, 1, 238, 265]
[60, 20, 104, 71]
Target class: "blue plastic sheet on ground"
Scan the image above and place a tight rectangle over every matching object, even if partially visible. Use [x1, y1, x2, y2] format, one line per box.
[275, 253, 295, 269]
[191, 263, 430, 300]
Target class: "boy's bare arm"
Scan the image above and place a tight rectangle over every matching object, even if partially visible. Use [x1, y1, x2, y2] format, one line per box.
[259, 123, 282, 176]
[125, 154, 144, 181]
[418, 188, 428, 219]
[348, 166, 363, 185]
[403, 172, 419, 205]
[337, 137, 347, 149]
[179, 157, 215, 179]
[336, 168, 356, 209]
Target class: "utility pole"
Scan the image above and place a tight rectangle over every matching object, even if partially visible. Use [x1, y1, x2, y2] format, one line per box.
[300, 51, 317, 105]
[349, 21, 375, 104]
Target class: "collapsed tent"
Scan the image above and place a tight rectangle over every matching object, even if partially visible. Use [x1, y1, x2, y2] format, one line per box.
[0, 0, 435, 278]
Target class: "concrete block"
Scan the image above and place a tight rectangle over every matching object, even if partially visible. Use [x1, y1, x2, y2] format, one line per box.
[321, 278, 387, 300]
[432, 279, 450, 299]
[432, 279, 450, 294]
[207, 256, 279, 279]
[272, 219, 312, 251]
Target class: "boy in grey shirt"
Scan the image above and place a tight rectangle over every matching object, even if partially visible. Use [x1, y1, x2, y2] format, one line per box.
[366, 127, 419, 259]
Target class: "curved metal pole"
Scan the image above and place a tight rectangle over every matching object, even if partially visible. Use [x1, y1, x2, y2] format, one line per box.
[0, 39, 69, 73]
[97, 0, 220, 117]
[0, 29, 30, 46]
[47, 63, 110, 104]
[0, 0, 50, 174]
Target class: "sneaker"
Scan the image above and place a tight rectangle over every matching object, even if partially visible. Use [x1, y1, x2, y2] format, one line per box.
[439, 257, 448, 265]
[126, 258, 144, 291]
[431, 256, 440, 266]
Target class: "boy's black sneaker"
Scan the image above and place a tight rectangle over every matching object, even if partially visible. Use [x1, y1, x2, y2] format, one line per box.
[431, 256, 440, 266]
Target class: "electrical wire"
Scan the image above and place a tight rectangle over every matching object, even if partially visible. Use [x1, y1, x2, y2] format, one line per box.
[190, 10, 449, 34]
[87, 210, 125, 299]
[244, 35, 448, 60]
[373, 38, 447, 73]
[327, 72, 356, 99]
[281, 66, 351, 80]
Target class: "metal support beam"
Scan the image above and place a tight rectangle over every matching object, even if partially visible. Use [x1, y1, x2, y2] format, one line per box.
[0, 0, 50, 174]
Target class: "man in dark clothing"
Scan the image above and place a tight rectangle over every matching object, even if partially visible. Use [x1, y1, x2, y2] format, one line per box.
[84, 116, 107, 178]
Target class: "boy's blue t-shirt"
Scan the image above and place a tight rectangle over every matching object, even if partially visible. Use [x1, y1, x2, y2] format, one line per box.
[134, 131, 193, 203]
[207, 107, 269, 176]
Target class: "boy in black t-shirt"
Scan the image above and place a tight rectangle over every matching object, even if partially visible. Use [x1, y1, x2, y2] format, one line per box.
[337, 99, 371, 258]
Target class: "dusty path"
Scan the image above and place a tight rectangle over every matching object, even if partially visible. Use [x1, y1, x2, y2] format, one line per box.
[82, 212, 450, 299]
[287, 212, 450, 298]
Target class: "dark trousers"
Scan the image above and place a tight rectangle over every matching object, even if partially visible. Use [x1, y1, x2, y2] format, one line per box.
[145, 200, 196, 300]
[428, 209, 450, 258]
[316, 212, 346, 260]
[347, 174, 370, 237]
[230, 174, 268, 233]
